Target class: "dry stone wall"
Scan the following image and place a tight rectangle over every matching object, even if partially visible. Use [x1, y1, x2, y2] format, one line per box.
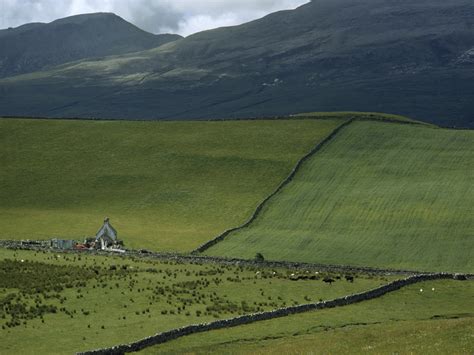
[78, 273, 469, 355]
[0, 240, 422, 276]
[192, 116, 428, 255]
[193, 118, 355, 254]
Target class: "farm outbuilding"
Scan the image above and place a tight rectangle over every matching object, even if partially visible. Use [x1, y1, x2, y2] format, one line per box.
[50, 239, 75, 250]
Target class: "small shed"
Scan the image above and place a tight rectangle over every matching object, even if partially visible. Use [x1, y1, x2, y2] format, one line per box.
[95, 217, 118, 250]
[51, 239, 75, 250]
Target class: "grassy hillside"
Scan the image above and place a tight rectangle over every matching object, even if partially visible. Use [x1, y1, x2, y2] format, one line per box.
[0, 118, 341, 251]
[205, 121, 474, 272]
[144, 279, 474, 354]
[1, 1, 473, 127]
[0, 248, 388, 354]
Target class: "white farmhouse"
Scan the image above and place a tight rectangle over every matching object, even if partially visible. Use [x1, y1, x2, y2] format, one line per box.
[95, 217, 118, 250]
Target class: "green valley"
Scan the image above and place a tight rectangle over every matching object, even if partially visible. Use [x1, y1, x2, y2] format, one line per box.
[1, 0, 473, 353]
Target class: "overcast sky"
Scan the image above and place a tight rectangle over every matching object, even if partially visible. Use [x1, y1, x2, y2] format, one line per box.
[0, 0, 309, 36]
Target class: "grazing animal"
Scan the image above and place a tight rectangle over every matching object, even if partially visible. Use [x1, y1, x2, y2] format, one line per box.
[323, 277, 335, 285]
[345, 275, 354, 283]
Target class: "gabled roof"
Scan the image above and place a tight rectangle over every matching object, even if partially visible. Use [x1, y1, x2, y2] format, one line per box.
[95, 217, 117, 241]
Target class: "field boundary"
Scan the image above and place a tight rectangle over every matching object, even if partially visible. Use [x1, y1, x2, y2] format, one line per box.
[193, 118, 355, 254]
[3, 113, 470, 129]
[0, 241, 426, 275]
[77, 273, 471, 355]
[0, 113, 430, 125]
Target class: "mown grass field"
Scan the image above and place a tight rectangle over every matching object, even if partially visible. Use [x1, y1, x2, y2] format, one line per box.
[144, 279, 474, 354]
[205, 121, 474, 272]
[0, 118, 342, 251]
[0, 248, 388, 354]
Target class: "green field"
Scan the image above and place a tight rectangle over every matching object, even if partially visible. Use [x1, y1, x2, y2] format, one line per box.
[0, 115, 472, 354]
[205, 121, 474, 272]
[0, 118, 341, 251]
[144, 279, 474, 354]
[0, 248, 389, 354]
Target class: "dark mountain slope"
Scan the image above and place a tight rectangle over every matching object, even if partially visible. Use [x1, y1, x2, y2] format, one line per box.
[0, 13, 182, 78]
[0, 0, 473, 127]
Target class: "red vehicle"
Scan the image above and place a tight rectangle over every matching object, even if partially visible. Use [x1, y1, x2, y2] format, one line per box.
[74, 243, 88, 250]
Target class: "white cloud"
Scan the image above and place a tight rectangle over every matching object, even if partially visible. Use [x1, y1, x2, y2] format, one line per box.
[0, 0, 309, 36]
[175, 14, 241, 37]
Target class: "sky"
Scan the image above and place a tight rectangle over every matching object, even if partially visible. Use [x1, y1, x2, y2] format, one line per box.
[0, 0, 309, 36]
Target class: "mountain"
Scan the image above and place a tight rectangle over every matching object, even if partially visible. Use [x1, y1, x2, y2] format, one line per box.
[0, 13, 182, 78]
[0, 0, 473, 127]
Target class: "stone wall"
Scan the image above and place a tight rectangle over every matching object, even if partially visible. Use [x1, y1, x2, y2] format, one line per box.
[193, 118, 355, 254]
[3, 240, 473, 278]
[192, 115, 429, 255]
[78, 273, 468, 355]
[0, 239, 424, 276]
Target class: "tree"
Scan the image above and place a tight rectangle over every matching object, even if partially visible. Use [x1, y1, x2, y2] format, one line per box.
[255, 253, 265, 262]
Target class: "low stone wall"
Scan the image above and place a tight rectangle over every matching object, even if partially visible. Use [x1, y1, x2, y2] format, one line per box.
[193, 118, 355, 254]
[4, 240, 474, 278]
[191, 115, 430, 255]
[0, 239, 424, 276]
[78, 273, 468, 355]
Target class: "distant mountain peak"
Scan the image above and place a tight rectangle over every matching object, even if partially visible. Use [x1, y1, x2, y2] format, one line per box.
[50, 12, 121, 25]
[0, 13, 182, 78]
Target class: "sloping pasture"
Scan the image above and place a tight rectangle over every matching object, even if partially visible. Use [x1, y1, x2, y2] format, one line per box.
[206, 121, 474, 272]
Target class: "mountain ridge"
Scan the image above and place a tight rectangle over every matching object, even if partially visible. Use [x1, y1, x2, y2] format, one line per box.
[0, 0, 473, 127]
